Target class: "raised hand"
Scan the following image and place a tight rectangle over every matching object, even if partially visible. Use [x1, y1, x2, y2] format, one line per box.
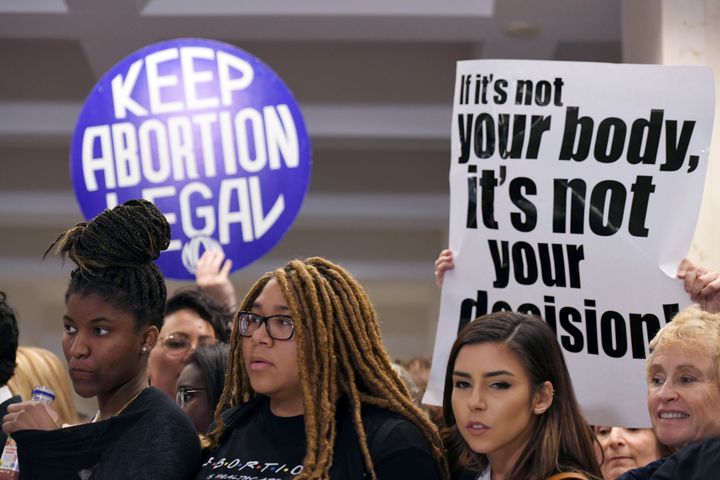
[434, 249, 455, 288]
[195, 250, 237, 311]
[677, 257, 720, 313]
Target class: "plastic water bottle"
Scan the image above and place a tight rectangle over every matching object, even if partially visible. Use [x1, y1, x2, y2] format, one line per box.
[0, 386, 56, 480]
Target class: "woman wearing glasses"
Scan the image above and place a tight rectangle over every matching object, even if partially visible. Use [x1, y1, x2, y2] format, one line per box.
[148, 287, 230, 398]
[2, 200, 200, 479]
[194, 257, 448, 480]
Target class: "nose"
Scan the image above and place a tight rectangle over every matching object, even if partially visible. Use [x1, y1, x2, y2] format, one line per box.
[466, 387, 486, 411]
[658, 380, 679, 401]
[182, 339, 202, 362]
[249, 320, 273, 345]
[68, 332, 90, 359]
[607, 428, 627, 448]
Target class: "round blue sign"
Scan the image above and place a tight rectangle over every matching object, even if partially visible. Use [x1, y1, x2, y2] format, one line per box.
[70, 38, 312, 280]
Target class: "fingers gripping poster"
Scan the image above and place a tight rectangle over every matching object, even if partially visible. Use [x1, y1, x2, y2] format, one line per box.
[425, 60, 715, 427]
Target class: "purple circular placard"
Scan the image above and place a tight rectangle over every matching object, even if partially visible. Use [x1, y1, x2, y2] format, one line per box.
[70, 38, 312, 279]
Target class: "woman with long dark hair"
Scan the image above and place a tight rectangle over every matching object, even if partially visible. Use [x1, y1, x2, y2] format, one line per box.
[443, 311, 601, 480]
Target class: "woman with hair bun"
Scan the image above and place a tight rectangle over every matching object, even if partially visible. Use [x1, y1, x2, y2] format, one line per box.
[2, 200, 200, 479]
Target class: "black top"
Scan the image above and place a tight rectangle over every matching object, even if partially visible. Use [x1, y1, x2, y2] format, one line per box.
[13, 387, 200, 480]
[649, 437, 720, 479]
[0, 394, 22, 446]
[617, 458, 666, 480]
[195, 396, 441, 480]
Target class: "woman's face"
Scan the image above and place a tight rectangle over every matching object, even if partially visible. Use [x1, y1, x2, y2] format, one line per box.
[176, 362, 212, 434]
[647, 345, 720, 448]
[148, 308, 217, 398]
[595, 426, 661, 480]
[242, 278, 302, 415]
[62, 292, 152, 400]
[451, 342, 550, 468]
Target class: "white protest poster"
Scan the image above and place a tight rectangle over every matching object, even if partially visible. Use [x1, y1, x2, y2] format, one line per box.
[424, 60, 715, 427]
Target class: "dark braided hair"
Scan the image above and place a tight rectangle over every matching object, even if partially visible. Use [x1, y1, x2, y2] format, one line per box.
[208, 257, 449, 480]
[47, 199, 170, 329]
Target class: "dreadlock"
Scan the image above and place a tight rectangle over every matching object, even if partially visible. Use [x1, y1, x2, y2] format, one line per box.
[208, 257, 449, 480]
[46, 199, 170, 329]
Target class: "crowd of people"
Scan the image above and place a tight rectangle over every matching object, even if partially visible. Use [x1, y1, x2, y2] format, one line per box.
[0, 200, 719, 479]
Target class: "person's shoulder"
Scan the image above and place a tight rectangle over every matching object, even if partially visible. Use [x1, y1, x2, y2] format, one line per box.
[361, 405, 422, 442]
[616, 457, 666, 480]
[136, 387, 184, 416]
[651, 437, 720, 480]
[358, 405, 437, 459]
[133, 388, 198, 437]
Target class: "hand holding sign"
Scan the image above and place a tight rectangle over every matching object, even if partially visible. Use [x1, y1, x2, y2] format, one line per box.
[678, 258, 720, 313]
[434, 249, 454, 288]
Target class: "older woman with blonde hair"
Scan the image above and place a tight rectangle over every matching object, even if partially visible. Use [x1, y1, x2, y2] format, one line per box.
[618, 305, 720, 479]
[7, 346, 80, 426]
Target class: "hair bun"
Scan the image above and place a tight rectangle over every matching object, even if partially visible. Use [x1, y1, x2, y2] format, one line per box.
[50, 199, 171, 270]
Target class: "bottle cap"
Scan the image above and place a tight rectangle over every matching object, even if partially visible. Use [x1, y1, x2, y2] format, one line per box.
[31, 385, 56, 403]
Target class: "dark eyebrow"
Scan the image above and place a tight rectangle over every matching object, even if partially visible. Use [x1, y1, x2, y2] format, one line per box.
[452, 370, 515, 379]
[62, 315, 113, 323]
[484, 370, 515, 378]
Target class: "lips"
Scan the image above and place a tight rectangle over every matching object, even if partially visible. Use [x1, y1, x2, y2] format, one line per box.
[69, 368, 95, 381]
[658, 410, 689, 420]
[248, 356, 274, 371]
[606, 456, 632, 464]
[464, 421, 490, 436]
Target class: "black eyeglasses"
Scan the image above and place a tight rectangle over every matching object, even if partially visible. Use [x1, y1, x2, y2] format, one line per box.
[236, 311, 295, 341]
[175, 386, 206, 408]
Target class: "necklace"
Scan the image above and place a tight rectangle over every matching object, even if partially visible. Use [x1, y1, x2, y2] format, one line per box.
[91, 388, 145, 423]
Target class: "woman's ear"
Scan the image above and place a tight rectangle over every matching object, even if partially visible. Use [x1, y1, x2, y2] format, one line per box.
[141, 325, 160, 353]
[532, 381, 554, 415]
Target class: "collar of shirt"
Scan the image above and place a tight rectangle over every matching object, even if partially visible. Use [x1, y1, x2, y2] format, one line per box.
[0, 385, 14, 404]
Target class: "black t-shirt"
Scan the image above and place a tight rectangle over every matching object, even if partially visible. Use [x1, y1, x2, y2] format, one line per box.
[195, 396, 441, 480]
[14, 387, 201, 480]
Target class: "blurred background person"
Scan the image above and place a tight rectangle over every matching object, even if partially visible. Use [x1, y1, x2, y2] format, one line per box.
[391, 361, 424, 408]
[148, 287, 230, 399]
[7, 346, 80, 426]
[399, 356, 443, 426]
[594, 426, 670, 480]
[176, 343, 229, 442]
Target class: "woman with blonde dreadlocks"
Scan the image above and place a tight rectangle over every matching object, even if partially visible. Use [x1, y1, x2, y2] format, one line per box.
[195, 257, 448, 480]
